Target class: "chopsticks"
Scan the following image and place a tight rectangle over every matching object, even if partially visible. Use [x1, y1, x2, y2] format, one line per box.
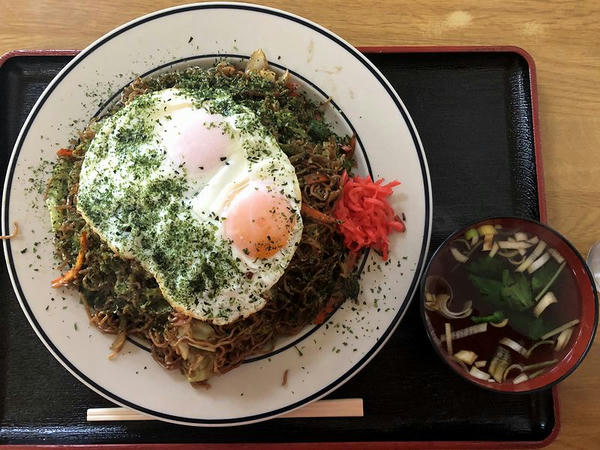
[87, 398, 363, 421]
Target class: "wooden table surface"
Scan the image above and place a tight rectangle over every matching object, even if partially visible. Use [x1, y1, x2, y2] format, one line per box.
[1, 0, 598, 448]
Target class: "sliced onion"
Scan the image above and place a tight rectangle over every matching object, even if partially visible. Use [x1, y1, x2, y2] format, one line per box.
[541, 319, 580, 341]
[489, 242, 499, 258]
[516, 240, 547, 272]
[498, 241, 532, 250]
[425, 276, 452, 296]
[454, 238, 472, 252]
[499, 249, 519, 258]
[441, 323, 488, 342]
[439, 295, 472, 319]
[535, 262, 566, 302]
[524, 340, 555, 358]
[450, 356, 469, 372]
[508, 254, 527, 265]
[474, 360, 487, 368]
[424, 302, 438, 312]
[469, 366, 491, 380]
[518, 248, 527, 256]
[499, 337, 527, 356]
[514, 232, 528, 241]
[555, 327, 574, 352]
[491, 318, 509, 328]
[503, 364, 524, 382]
[513, 373, 529, 384]
[527, 252, 551, 274]
[533, 291, 557, 318]
[528, 369, 547, 379]
[424, 292, 438, 311]
[489, 346, 511, 382]
[454, 350, 478, 365]
[522, 359, 558, 372]
[445, 323, 453, 355]
[483, 234, 494, 251]
[450, 247, 469, 263]
[548, 248, 565, 264]
[527, 236, 540, 244]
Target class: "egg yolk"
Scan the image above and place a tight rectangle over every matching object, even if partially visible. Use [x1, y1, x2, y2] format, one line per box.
[224, 187, 296, 259]
[168, 111, 232, 174]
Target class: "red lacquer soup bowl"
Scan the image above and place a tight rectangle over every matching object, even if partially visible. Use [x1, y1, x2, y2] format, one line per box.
[420, 217, 597, 393]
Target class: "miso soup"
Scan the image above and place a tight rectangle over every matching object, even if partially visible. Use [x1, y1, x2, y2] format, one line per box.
[423, 223, 581, 385]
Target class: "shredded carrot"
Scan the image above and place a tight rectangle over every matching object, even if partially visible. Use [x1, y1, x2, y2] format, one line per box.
[333, 172, 405, 260]
[304, 173, 329, 185]
[285, 78, 300, 96]
[0, 222, 18, 240]
[51, 231, 88, 288]
[340, 251, 359, 277]
[301, 202, 338, 225]
[56, 148, 74, 157]
[341, 135, 356, 154]
[313, 295, 342, 325]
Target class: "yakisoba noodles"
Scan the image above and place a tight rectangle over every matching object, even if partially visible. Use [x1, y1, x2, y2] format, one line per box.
[46, 50, 404, 384]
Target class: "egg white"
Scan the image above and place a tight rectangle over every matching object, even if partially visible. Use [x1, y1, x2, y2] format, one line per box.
[77, 88, 303, 324]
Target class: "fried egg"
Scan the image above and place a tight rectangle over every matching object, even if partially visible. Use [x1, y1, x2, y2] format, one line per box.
[77, 88, 303, 324]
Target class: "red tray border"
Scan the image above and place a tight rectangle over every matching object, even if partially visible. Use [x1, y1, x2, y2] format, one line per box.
[0, 46, 555, 449]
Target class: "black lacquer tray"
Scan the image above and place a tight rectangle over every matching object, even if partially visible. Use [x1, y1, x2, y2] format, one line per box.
[0, 47, 556, 448]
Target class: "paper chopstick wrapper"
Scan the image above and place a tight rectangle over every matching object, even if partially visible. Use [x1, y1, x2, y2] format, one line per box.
[87, 398, 363, 421]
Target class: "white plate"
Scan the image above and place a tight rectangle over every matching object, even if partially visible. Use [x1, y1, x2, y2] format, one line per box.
[2, 2, 431, 426]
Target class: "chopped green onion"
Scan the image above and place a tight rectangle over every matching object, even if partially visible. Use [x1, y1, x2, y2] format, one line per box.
[469, 366, 491, 380]
[491, 318, 509, 328]
[450, 247, 469, 263]
[524, 340, 555, 358]
[527, 252, 551, 274]
[499, 337, 527, 356]
[534, 261, 566, 302]
[498, 241, 532, 250]
[438, 295, 472, 319]
[541, 319, 580, 341]
[482, 234, 494, 251]
[522, 359, 558, 372]
[440, 323, 488, 342]
[555, 327, 574, 352]
[533, 291, 557, 318]
[502, 363, 524, 382]
[489, 346, 511, 382]
[548, 248, 565, 264]
[516, 240, 547, 272]
[465, 228, 479, 241]
[471, 311, 505, 324]
[445, 323, 453, 355]
[513, 373, 529, 384]
[514, 232, 528, 241]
